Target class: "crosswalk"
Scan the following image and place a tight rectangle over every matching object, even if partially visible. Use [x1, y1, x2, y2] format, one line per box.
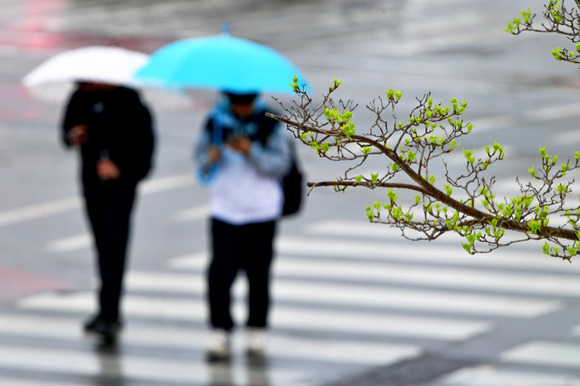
[4, 216, 580, 385]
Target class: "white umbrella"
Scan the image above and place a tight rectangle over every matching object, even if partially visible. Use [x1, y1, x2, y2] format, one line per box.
[22, 46, 191, 111]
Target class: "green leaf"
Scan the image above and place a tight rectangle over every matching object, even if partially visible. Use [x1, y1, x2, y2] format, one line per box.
[387, 188, 398, 202]
[361, 146, 372, 155]
[289, 75, 300, 92]
[519, 8, 532, 23]
[444, 184, 453, 196]
[505, 22, 514, 33]
[543, 242, 550, 254]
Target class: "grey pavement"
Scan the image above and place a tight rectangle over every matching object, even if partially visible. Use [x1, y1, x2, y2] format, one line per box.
[2, 0, 580, 385]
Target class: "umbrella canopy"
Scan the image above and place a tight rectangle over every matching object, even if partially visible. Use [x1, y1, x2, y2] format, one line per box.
[22, 46, 191, 110]
[134, 34, 309, 94]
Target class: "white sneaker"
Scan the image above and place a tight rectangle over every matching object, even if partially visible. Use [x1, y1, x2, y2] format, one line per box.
[205, 329, 231, 360]
[246, 328, 267, 356]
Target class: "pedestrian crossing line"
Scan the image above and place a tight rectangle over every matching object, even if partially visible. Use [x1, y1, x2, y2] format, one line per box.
[169, 252, 580, 298]
[17, 291, 491, 341]
[280, 230, 580, 273]
[48, 220, 576, 273]
[45, 205, 210, 252]
[125, 271, 561, 318]
[554, 129, 580, 146]
[173, 205, 209, 221]
[0, 378, 85, 386]
[0, 314, 421, 367]
[275, 234, 575, 272]
[0, 174, 195, 229]
[501, 341, 580, 369]
[373, 29, 508, 58]
[527, 101, 580, 121]
[46, 233, 91, 253]
[138, 173, 194, 194]
[0, 197, 80, 228]
[435, 365, 580, 386]
[0, 343, 300, 385]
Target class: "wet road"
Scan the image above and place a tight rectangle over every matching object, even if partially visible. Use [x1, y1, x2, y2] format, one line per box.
[2, 0, 580, 385]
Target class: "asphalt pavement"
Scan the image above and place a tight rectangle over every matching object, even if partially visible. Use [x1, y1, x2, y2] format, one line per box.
[2, 0, 580, 385]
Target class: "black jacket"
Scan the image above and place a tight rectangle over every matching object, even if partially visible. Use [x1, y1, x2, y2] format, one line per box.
[62, 86, 155, 188]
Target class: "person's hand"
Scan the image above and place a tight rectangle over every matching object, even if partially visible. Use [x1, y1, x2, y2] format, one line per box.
[207, 147, 222, 163]
[227, 136, 252, 155]
[68, 125, 88, 146]
[96, 158, 121, 180]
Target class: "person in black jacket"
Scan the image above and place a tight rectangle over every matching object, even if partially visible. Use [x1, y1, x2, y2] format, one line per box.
[61, 82, 155, 343]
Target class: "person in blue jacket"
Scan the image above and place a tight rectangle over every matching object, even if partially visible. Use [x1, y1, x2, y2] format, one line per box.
[62, 82, 155, 344]
[194, 91, 290, 360]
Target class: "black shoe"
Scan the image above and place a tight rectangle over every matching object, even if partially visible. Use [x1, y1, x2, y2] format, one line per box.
[83, 315, 100, 333]
[83, 315, 122, 335]
[85, 318, 122, 346]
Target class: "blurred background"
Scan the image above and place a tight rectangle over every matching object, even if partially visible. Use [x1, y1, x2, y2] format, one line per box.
[2, 0, 580, 385]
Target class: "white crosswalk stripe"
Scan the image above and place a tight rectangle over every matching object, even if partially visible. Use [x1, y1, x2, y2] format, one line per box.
[276, 233, 575, 272]
[125, 270, 561, 318]
[0, 343, 305, 385]
[434, 365, 580, 386]
[501, 341, 580, 369]
[17, 291, 491, 341]
[10, 218, 580, 384]
[0, 314, 420, 367]
[170, 250, 580, 298]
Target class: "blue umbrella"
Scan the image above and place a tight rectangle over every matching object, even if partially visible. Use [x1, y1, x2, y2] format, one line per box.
[135, 34, 309, 94]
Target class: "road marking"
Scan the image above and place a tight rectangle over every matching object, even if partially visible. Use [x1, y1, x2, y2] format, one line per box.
[125, 271, 560, 318]
[0, 343, 298, 385]
[437, 365, 580, 386]
[455, 102, 580, 134]
[554, 129, 580, 145]
[138, 173, 194, 194]
[0, 173, 194, 228]
[527, 102, 580, 121]
[0, 314, 420, 367]
[0, 378, 86, 386]
[46, 205, 208, 253]
[170, 252, 580, 298]
[17, 291, 491, 341]
[173, 205, 209, 221]
[501, 341, 580, 368]
[46, 233, 91, 252]
[0, 197, 80, 227]
[275, 233, 580, 273]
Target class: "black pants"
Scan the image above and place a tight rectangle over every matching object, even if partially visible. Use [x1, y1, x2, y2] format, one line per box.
[84, 181, 136, 322]
[208, 218, 276, 331]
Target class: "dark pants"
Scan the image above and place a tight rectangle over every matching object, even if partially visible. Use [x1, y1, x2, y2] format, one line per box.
[208, 218, 276, 331]
[84, 181, 136, 322]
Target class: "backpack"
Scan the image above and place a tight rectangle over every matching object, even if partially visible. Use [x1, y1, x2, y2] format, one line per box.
[281, 136, 304, 217]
